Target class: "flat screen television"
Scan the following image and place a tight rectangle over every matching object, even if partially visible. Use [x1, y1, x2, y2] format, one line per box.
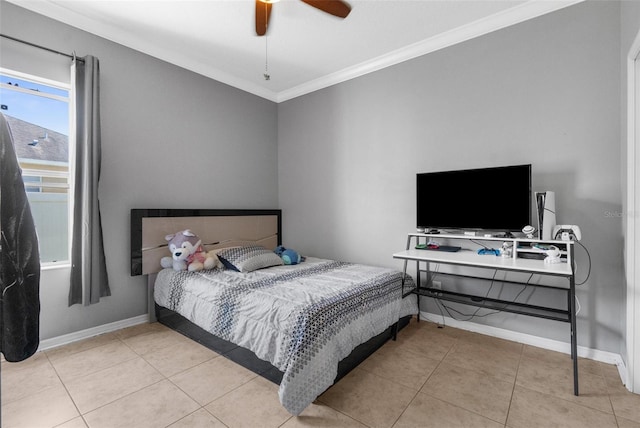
[417, 164, 532, 232]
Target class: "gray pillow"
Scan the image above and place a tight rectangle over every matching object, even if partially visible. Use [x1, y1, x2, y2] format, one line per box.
[217, 245, 283, 273]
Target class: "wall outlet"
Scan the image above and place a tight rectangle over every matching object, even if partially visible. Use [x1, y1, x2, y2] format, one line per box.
[432, 280, 442, 290]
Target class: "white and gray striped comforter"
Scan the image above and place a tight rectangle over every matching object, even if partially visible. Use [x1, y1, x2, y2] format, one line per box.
[154, 257, 418, 415]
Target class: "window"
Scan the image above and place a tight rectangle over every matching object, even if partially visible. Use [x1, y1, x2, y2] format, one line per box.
[0, 69, 70, 264]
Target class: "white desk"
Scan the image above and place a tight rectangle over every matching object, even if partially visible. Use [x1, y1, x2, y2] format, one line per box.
[393, 233, 578, 395]
[395, 248, 573, 276]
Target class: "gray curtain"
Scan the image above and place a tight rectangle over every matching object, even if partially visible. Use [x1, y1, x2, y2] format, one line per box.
[68, 55, 110, 306]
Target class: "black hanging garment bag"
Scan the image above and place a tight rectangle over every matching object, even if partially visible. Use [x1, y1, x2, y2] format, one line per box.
[0, 113, 41, 362]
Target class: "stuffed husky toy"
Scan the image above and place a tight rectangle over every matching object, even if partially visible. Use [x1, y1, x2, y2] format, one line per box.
[160, 229, 221, 271]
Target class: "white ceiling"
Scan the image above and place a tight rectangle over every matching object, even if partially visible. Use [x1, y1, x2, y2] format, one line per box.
[7, 0, 582, 102]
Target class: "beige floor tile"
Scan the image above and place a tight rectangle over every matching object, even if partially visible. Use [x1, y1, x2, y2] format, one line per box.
[393, 391, 503, 428]
[170, 356, 257, 406]
[458, 330, 523, 356]
[579, 356, 605, 377]
[168, 408, 227, 427]
[56, 417, 89, 428]
[392, 322, 457, 361]
[522, 344, 570, 363]
[206, 376, 292, 428]
[398, 318, 441, 336]
[112, 321, 170, 340]
[45, 333, 119, 362]
[142, 338, 218, 377]
[506, 385, 617, 428]
[358, 339, 440, 390]
[444, 339, 520, 380]
[281, 402, 367, 428]
[523, 344, 601, 376]
[122, 328, 192, 356]
[608, 384, 640, 423]
[422, 362, 513, 424]
[1, 351, 62, 404]
[516, 354, 612, 413]
[48, 340, 138, 383]
[617, 416, 640, 428]
[83, 379, 200, 428]
[601, 362, 626, 389]
[1, 383, 79, 428]
[0, 349, 46, 371]
[65, 357, 164, 414]
[318, 367, 417, 428]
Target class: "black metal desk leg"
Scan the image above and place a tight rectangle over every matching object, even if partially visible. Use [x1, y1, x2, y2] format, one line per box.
[416, 260, 421, 322]
[570, 276, 579, 395]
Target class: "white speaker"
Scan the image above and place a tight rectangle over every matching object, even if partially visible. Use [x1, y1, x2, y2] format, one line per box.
[535, 191, 556, 240]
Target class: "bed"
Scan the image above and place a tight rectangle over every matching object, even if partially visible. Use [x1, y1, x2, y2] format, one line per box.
[131, 209, 418, 415]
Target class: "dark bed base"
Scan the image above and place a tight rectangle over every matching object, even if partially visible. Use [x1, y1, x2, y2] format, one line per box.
[155, 304, 411, 385]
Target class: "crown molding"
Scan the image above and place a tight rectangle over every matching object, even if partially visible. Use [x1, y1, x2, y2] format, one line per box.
[6, 0, 583, 104]
[3, 0, 281, 102]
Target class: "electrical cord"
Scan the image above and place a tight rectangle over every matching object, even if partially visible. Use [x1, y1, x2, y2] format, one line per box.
[429, 271, 536, 323]
[574, 241, 591, 286]
[470, 239, 489, 249]
[432, 269, 502, 322]
[470, 239, 498, 252]
[426, 263, 440, 287]
[437, 299, 502, 320]
[510, 273, 534, 302]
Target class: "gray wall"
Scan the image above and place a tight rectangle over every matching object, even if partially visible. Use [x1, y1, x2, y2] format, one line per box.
[278, 1, 623, 353]
[0, 1, 279, 340]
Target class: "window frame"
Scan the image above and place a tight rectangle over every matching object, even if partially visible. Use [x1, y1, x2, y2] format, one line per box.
[1, 67, 72, 268]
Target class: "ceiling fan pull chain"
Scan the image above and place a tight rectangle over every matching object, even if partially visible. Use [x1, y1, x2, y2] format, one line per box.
[264, 33, 270, 80]
[262, 1, 270, 80]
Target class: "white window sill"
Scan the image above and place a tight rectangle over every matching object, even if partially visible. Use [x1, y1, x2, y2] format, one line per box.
[41, 262, 71, 271]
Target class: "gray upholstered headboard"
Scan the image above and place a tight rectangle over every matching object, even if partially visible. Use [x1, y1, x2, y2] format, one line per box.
[130, 209, 282, 276]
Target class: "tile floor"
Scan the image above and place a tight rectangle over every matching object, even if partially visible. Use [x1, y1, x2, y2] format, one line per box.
[2, 318, 640, 428]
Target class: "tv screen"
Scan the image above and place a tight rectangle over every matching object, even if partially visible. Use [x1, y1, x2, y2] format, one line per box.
[417, 164, 532, 232]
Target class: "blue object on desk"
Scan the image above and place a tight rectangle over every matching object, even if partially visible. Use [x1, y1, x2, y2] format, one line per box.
[477, 248, 500, 256]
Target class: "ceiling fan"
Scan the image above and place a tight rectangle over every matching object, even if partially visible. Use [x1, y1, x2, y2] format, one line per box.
[255, 0, 352, 36]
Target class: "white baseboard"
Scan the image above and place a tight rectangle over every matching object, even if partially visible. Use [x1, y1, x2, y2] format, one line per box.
[420, 311, 628, 385]
[38, 314, 150, 351]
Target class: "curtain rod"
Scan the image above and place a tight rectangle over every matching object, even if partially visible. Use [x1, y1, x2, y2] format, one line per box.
[0, 33, 84, 62]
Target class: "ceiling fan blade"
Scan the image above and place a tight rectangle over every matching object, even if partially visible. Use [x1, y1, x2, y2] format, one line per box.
[300, 0, 351, 18]
[255, 0, 273, 36]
